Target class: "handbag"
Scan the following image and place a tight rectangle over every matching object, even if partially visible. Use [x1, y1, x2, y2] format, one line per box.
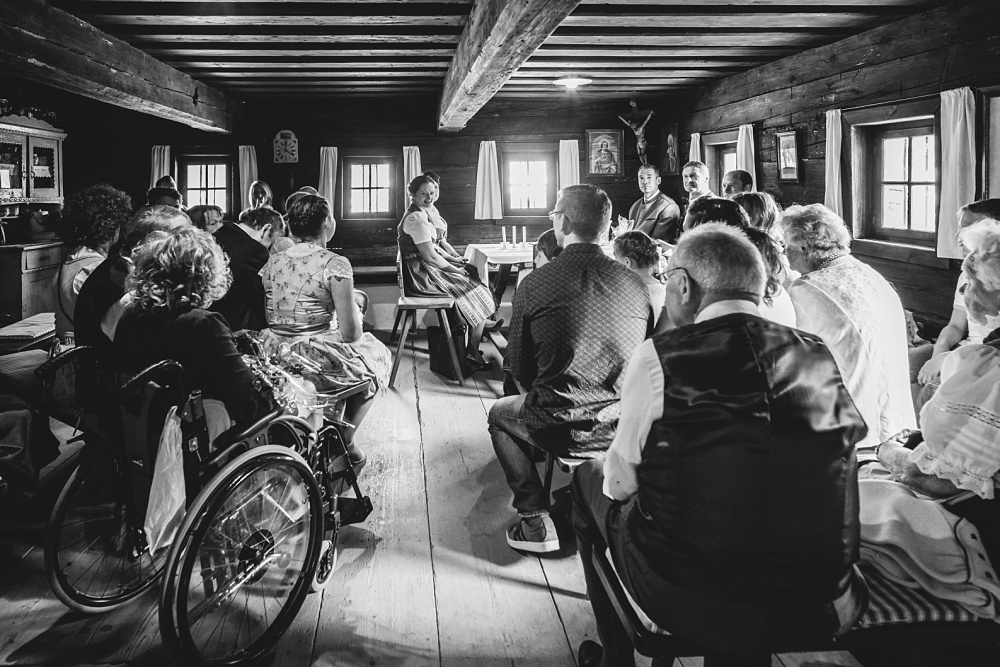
[427, 322, 468, 381]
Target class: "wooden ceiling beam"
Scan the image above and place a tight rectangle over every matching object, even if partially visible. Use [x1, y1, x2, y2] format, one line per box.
[79, 14, 467, 27]
[172, 61, 451, 70]
[517, 65, 729, 75]
[125, 34, 463, 44]
[544, 33, 842, 47]
[0, 1, 233, 133]
[577, 0, 931, 6]
[151, 48, 455, 58]
[563, 13, 897, 29]
[437, 0, 580, 132]
[197, 72, 446, 79]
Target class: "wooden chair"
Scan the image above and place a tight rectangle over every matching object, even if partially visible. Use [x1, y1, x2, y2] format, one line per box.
[542, 452, 591, 499]
[388, 256, 463, 388]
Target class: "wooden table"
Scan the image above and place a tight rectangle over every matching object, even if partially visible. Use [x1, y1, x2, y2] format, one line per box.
[463, 243, 534, 305]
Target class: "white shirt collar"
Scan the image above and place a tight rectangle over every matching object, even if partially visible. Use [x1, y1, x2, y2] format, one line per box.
[694, 299, 760, 324]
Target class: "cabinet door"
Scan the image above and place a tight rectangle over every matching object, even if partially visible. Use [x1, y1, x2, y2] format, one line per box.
[0, 131, 27, 200]
[28, 135, 61, 201]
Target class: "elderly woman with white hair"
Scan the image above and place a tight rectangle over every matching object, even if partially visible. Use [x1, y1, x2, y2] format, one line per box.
[780, 204, 915, 449]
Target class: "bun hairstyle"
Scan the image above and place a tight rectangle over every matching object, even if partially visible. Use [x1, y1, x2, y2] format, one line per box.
[285, 194, 332, 239]
[129, 226, 231, 317]
[408, 174, 436, 197]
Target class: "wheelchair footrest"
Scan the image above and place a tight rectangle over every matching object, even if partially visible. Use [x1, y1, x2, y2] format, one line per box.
[334, 495, 373, 525]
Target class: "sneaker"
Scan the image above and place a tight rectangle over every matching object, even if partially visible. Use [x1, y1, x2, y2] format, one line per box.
[506, 514, 560, 553]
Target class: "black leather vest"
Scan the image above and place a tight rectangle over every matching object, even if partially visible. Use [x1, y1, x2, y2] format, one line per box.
[626, 313, 867, 605]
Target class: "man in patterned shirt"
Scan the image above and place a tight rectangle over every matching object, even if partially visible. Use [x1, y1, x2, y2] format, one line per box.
[489, 184, 652, 554]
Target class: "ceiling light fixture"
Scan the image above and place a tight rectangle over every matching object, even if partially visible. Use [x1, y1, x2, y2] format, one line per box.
[554, 77, 592, 89]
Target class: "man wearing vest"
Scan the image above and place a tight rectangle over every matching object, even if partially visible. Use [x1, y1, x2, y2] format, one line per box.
[573, 223, 869, 666]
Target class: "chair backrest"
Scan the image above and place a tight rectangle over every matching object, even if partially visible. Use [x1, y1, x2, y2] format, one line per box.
[35, 345, 109, 430]
[396, 251, 405, 293]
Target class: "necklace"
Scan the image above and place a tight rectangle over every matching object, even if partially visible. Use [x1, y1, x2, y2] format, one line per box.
[818, 252, 848, 270]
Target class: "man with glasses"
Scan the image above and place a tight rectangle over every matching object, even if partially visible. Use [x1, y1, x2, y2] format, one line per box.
[489, 184, 651, 554]
[573, 223, 868, 665]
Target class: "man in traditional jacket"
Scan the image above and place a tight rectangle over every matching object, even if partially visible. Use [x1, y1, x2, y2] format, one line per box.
[624, 164, 681, 243]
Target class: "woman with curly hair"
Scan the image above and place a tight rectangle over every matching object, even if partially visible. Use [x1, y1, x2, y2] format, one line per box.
[52, 183, 132, 353]
[114, 226, 276, 429]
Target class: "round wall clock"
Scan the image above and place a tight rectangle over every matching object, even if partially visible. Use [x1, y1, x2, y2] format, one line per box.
[273, 130, 299, 164]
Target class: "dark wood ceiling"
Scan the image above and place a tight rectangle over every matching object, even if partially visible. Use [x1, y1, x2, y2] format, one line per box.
[45, 0, 941, 122]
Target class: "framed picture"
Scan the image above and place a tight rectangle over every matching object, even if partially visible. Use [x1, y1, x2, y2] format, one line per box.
[586, 129, 624, 177]
[662, 122, 680, 175]
[775, 130, 800, 182]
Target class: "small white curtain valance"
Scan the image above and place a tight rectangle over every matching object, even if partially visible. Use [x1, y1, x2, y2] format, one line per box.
[824, 109, 844, 218]
[403, 146, 422, 207]
[150, 145, 171, 188]
[688, 133, 702, 163]
[475, 140, 503, 220]
[238, 145, 258, 213]
[736, 124, 757, 190]
[318, 147, 338, 206]
[938, 87, 976, 259]
[558, 139, 580, 190]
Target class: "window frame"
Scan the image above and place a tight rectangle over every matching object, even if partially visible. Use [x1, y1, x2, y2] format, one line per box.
[499, 143, 557, 218]
[871, 122, 937, 243]
[701, 129, 739, 195]
[175, 151, 234, 216]
[339, 152, 401, 224]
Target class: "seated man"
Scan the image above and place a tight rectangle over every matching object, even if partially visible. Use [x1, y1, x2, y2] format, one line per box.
[210, 207, 278, 332]
[573, 223, 868, 665]
[722, 169, 754, 199]
[490, 184, 652, 554]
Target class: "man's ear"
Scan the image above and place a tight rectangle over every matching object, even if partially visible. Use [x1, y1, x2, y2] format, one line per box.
[678, 270, 695, 305]
[560, 215, 573, 237]
[258, 223, 272, 242]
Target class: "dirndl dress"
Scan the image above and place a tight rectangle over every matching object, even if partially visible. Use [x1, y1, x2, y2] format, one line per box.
[397, 205, 495, 327]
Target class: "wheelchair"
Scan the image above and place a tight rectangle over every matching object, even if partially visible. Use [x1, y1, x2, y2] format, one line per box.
[40, 344, 374, 666]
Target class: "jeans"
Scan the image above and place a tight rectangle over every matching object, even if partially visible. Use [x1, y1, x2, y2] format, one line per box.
[488, 394, 549, 517]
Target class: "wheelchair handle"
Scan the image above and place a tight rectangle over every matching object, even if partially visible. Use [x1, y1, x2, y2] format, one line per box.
[199, 406, 285, 470]
[34, 345, 97, 380]
[119, 359, 186, 397]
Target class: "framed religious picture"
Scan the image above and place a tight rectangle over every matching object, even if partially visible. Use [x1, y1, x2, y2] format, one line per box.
[586, 129, 624, 177]
[662, 122, 680, 175]
[775, 130, 800, 182]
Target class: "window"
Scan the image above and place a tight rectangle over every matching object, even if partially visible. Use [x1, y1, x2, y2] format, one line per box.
[176, 154, 233, 214]
[342, 155, 399, 220]
[702, 130, 739, 195]
[877, 127, 936, 238]
[501, 145, 556, 216]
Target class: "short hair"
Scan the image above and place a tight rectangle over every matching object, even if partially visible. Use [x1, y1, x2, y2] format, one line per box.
[682, 161, 708, 177]
[961, 199, 1000, 224]
[249, 180, 273, 207]
[155, 175, 178, 190]
[535, 229, 562, 262]
[146, 186, 181, 207]
[958, 218, 1000, 325]
[725, 170, 753, 189]
[286, 194, 331, 239]
[742, 227, 782, 306]
[673, 223, 765, 303]
[422, 170, 441, 185]
[129, 226, 231, 316]
[732, 191, 781, 234]
[779, 204, 852, 264]
[408, 174, 436, 196]
[117, 205, 192, 256]
[557, 184, 611, 243]
[283, 186, 320, 214]
[638, 164, 660, 178]
[613, 230, 659, 270]
[58, 183, 132, 248]
[239, 206, 282, 232]
[187, 204, 223, 231]
[685, 196, 750, 230]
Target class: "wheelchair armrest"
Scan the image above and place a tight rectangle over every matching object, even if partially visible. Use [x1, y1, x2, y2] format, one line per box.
[315, 378, 373, 403]
[200, 406, 285, 469]
[119, 360, 186, 397]
[34, 345, 96, 379]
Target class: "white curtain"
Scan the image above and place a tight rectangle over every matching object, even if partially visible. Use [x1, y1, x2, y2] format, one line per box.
[238, 145, 258, 213]
[938, 87, 976, 259]
[688, 133, 702, 162]
[403, 146, 422, 207]
[475, 140, 503, 220]
[558, 139, 580, 190]
[736, 124, 757, 190]
[150, 145, 171, 188]
[319, 147, 338, 206]
[824, 109, 844, 218]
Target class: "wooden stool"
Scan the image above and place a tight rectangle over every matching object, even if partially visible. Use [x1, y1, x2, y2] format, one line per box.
[542, 451, 591, 499]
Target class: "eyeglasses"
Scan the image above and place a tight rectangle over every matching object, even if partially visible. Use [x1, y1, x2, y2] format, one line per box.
[548, 210, 571, 224]
[663, 266, 690, 282]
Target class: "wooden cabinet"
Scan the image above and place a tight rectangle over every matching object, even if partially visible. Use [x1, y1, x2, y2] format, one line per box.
[0, 114, 66, 246]
[0, 242, 65, 324]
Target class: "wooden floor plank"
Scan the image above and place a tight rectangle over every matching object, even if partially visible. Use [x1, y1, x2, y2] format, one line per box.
[776, 651, 864, 667]
[309, 345, 440, 667]
[418, 351, 576, 666]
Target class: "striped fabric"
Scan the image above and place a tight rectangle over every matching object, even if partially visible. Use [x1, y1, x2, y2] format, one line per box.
[857, 564, 979, 627]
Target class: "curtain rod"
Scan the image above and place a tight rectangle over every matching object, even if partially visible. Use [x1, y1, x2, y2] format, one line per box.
[841, 93, 939, 113]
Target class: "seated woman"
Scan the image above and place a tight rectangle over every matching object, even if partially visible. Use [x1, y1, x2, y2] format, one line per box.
[732, 191, 781, 237]
[861, 218, 1000, 617]
[114, 226, 276, 434]
[422, 171, 464, 266]
[258, 194, 391, 461]
[249, 179, 274, 210]
[780, 204, 915, 449]
[399, 175, 498, 371]
[612, 230, 665, 327]
[743, 227, 796, 328]
[187, 204, 223, 234]
[52, 183, 133, 355]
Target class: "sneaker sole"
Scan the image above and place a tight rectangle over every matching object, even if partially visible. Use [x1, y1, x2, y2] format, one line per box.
[506, 533, 560, 554]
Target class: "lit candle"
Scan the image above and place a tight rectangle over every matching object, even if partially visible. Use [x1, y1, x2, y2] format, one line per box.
[522, 226, 527, 248]
[502, 226, 507, 246]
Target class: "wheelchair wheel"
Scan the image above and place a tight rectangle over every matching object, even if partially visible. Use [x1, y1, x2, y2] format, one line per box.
[159, 445, 323, 666]
[45, 445, 164, 613]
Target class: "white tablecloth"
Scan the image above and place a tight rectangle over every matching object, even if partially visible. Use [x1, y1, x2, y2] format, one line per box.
[463, 243, 535, 287]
